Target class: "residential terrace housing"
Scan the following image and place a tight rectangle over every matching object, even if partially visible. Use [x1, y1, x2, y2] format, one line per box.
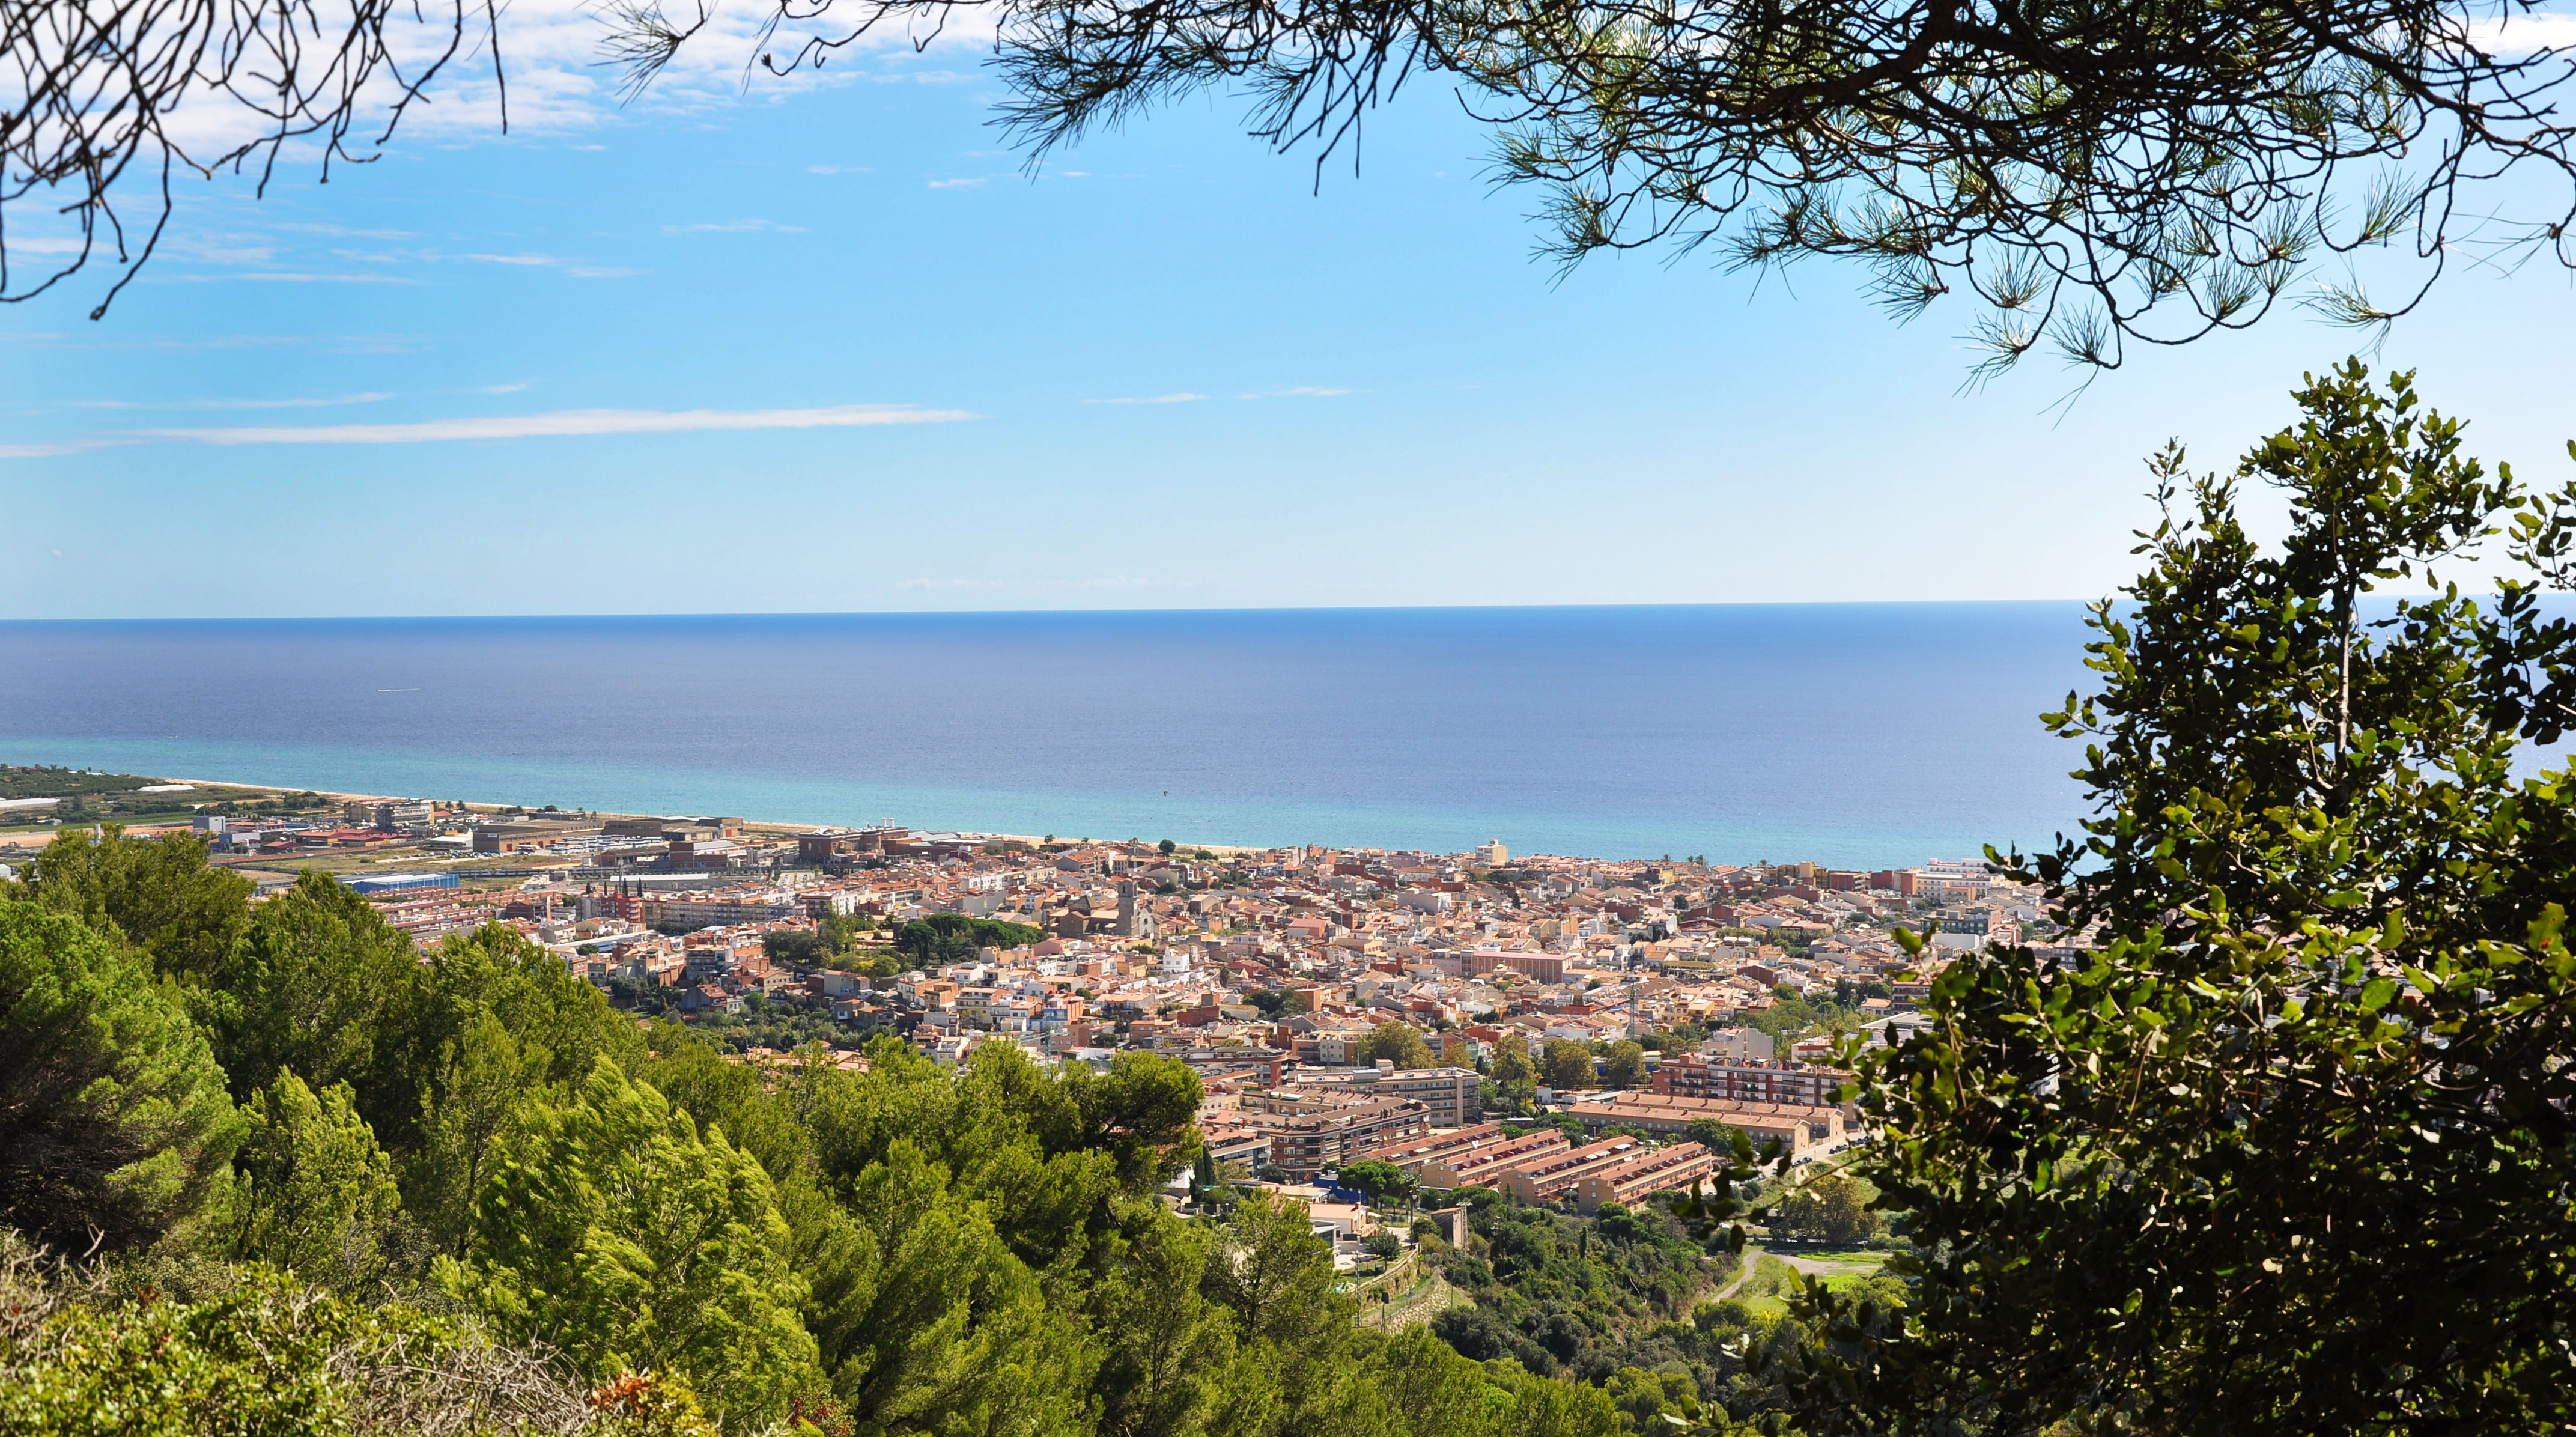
[1413, 1130, 1575, 1189]
[1492, 1135, 1664, 1204]
[1570, 1140, 1723, 1214]
[1571, 1091, 1847, 1153]
[1652, 1053, 1854, 1109]
[326, 830, 2030, 1195]
[1238, 1094, 1430, 1179]
[1290, 1063, 1483, 1127]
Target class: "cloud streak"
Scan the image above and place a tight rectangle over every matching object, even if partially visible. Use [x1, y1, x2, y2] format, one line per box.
[461, 253, 642, 278]
[1084, 387, 1353, 404]
[158, 272, 421, 285]
[662, 219, 809, 234]
[0, 440, 124, 458]
[2466, 12, 2576, 52]
[139, 402, 978, 446]
[7, 403, 970, 457]
[68, 392, 396, 412]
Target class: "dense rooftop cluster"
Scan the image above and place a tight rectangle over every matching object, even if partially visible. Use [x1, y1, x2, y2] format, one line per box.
[3, 793, 2058, 1236]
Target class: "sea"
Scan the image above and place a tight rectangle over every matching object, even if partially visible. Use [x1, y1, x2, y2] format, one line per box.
[0, 604, 2101, 869]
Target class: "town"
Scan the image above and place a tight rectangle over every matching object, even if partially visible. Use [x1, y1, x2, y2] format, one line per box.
[3, 774, 2062, 1265]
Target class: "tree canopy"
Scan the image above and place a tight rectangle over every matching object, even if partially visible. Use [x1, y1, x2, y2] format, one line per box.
[669, 0, 2576, 374]
[0, 823, 1656, 1437]
[1540, 1039, 1596, 1090]
[437, 1056, 821, 1427]
[1334, 1159, 1417, 1205]
[1361, 1021, 1436, 1069]
[1766, 1173, 1876, 1248]
[892, 913, 1046, 965]
[1598, 1041, 1648, 1090]
[14, 0, 2576, 369]
[0, 901, 241, 1255]
[6, 827, 249, 984]
[1768, 362, 2576, 1435]
[224, 1071, 407, 1292]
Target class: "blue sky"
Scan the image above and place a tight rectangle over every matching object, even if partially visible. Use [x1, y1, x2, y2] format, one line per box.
[5, 13, 2574, 619]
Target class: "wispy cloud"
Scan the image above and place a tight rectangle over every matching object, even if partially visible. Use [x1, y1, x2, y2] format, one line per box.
[0, 439, 126, 459]
[66, 392, 396, 412]
[145, 0, 991, 160]
[6, 332, 425, 353]
[1087, 393, 1208, 405]
[1241, 386, 1355, 399]
[926, 177, 988, 190]
[157, 272, 420, 285]
[2467, 12, 2576, 52]
[808, 164, 872, 175]
[138, 402, 977, 446]
[274, 223, 418, 240]
[662, 219, 809, 234]
[468, 383, 530, 395]
[461, 253, 643, 279]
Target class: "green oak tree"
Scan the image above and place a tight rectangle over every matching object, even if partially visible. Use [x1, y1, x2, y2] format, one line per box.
[1766, 1173, 1875, 1248]
[1599, 1041, 1648, 1090]
[1334, 1159, 1417, 1207]
[1776, 364, 2576, 1435]
[1541, 1040, 1596, 1091]
[1361, 1022, 1436, 1070]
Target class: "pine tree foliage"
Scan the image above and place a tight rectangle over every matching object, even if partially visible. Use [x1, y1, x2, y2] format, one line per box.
[437, 1057, 823, 1428]
[227, 1071, 407, 1292]
[5, 827, 250, 984]
[624, 0, 2576, 374]
[0, 902, 241, 1255]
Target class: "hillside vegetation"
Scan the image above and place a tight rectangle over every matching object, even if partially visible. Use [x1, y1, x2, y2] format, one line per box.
[0, 828, 1630, 1437]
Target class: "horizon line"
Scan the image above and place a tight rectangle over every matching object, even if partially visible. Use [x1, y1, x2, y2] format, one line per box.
[0, 597, 2100, 625]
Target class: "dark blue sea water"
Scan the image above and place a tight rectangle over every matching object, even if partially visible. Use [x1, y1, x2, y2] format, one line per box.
[0, 605, 2098, 867]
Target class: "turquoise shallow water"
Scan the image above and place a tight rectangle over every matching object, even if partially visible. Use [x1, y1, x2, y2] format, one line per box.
[0, 604, 2097, 866]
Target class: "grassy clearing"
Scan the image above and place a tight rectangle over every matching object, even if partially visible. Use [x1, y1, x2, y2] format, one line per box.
[1795, 1249, 1889, 1269]
[1803, 1251, 1894, 1292]
[1733, 1254, 1806, 1318]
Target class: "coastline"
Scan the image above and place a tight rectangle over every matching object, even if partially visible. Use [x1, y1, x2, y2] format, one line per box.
[0, 768, 1283, 863]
